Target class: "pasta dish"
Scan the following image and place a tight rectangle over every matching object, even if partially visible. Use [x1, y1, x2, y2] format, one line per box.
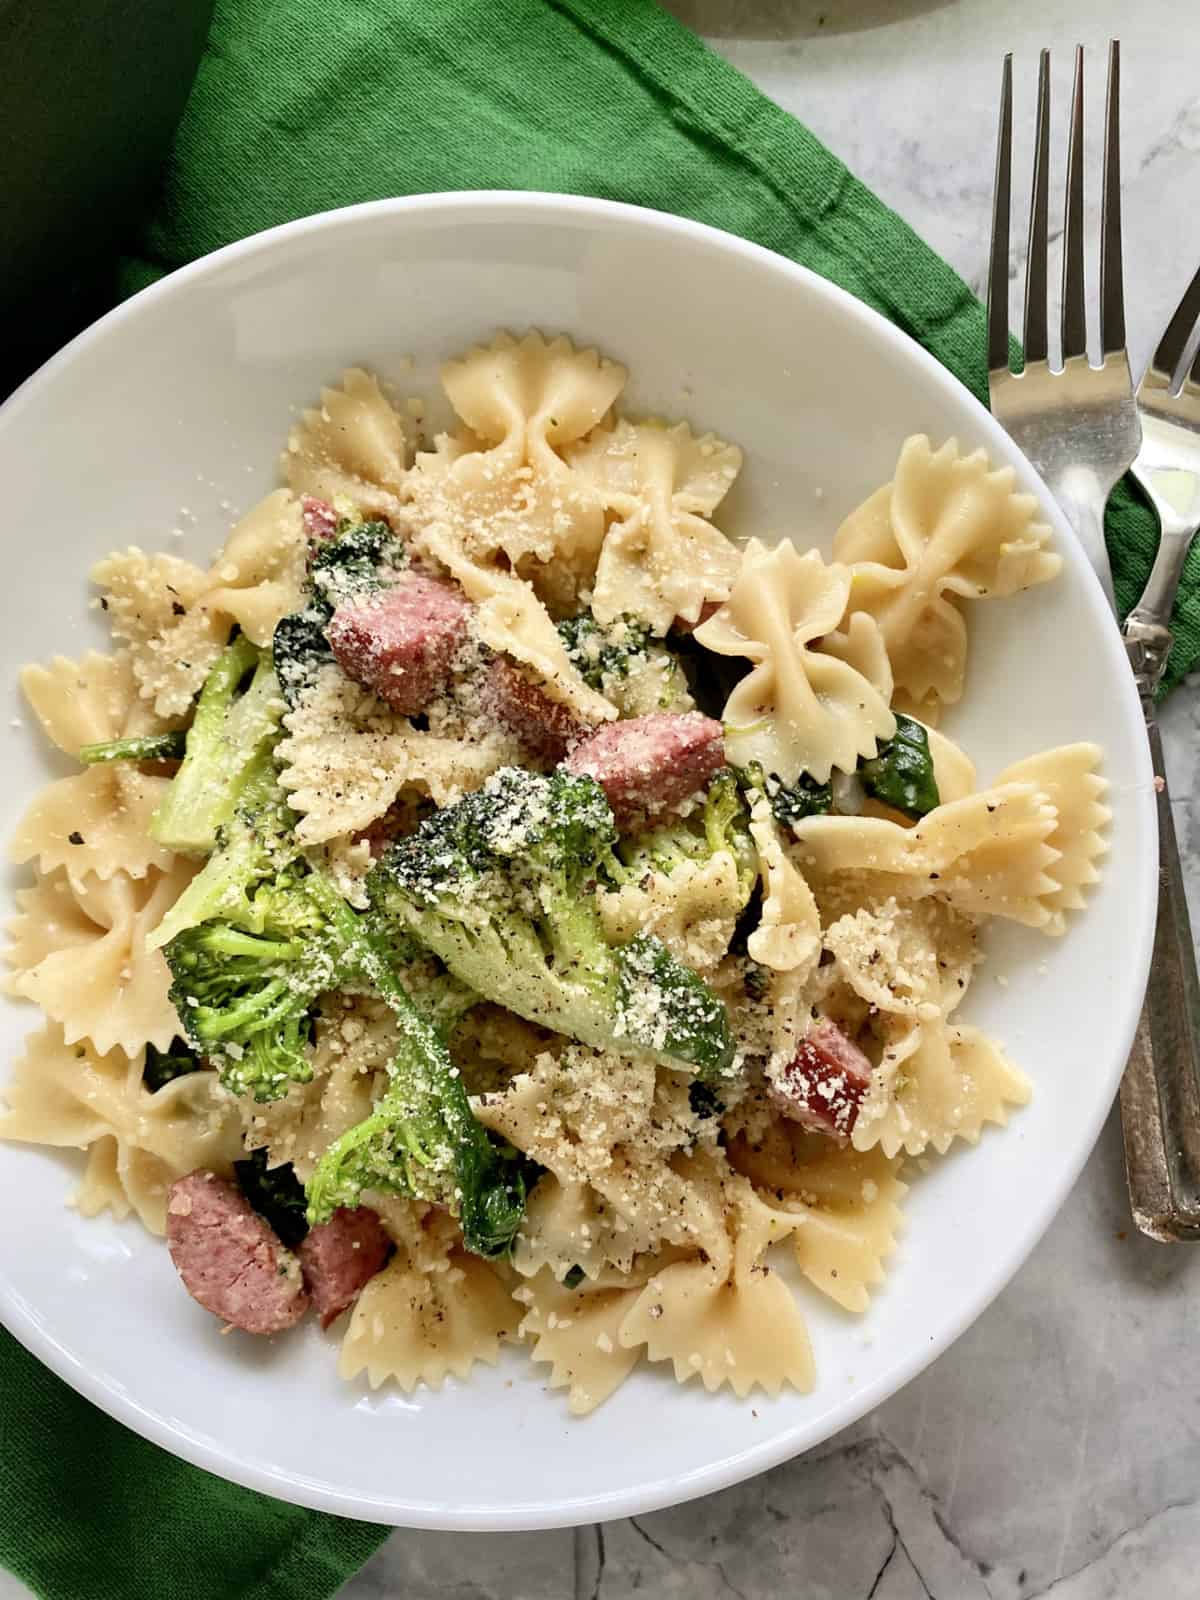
[1, 332, 1108, 1413]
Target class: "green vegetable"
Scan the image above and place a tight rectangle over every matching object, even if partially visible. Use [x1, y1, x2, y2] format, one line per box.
[557, 613, 650, 690]
[149, 636, 282, 854]
[79, 730, 186, 766]
[859, 713, 939, 820]
[611, 769, 756, 903]
[234, 1148, 309, 1249]
[273, 517, 406, 705]
[146, 674, 523, 1256]
[304, 938, 532, 1257]
[370, 766, 736, 1080]
[737, 762, 832, 828]
[563, 1265, 585, 1289]
[142, 1038, 203, 1092]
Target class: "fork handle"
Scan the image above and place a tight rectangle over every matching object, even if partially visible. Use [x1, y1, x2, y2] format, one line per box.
[1118, 645, 1200, 1239]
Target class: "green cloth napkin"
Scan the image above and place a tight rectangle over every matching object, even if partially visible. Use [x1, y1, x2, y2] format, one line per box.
[4, 2, 1195, 1598]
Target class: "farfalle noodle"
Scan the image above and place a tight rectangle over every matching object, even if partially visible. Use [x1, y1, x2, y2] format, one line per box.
[728, 1124, 905, 1313]
[567, 419, 742, 632]
[618, 1149, 815, 1399]
[792, 784, 1065, 929]
[339, 1207, 518, 1392]
[12, 650, 175, 888]
[695, 539, 895, 783]
[834, 435, 1061, 720]
[855, 1016, 1031, 1157]
[995, 743, 1109, 933]
[0, 1026, 241, 1233]
[283, 367, 408, 517]
[406, 332, 625, 603]
[278, 664, 516, 845]
[94, 490, 307, 715]
[5, 863, 195, 1056]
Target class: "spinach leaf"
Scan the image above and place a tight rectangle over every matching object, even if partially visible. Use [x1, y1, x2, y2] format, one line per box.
[859, 713, 939, 820]
[143, 1038, 203, 1092]
[234, 1148, 310, 1248]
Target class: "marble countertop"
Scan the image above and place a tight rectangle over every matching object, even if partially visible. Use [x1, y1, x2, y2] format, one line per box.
[5, 4, 1199, 1598]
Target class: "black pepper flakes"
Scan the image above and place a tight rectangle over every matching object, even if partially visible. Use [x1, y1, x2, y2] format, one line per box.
[68, 831, 85, 845]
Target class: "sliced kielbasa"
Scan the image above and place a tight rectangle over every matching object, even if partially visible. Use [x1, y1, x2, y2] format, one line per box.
[326, 573, 472, 714]
[769, 1019, 873, 1142]
[483, 655, 584, 762]
[165, 1170, 308, 1334]
[301, 495, 339, 544]
[564, 712, 725, 827]
[298, 1206, 392, 1328]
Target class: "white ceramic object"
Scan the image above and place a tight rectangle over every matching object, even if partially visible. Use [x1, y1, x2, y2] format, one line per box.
[0, 193, 1156, 1530]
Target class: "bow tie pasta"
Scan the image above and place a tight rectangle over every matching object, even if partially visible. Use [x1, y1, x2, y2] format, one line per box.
[695, 539, 896, 784]
[833, 435, 1060, 722]
[3, 331, 1109, 1420]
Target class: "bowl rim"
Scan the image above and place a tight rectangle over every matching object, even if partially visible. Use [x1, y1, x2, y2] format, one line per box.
[0, 189, 1157, 1530]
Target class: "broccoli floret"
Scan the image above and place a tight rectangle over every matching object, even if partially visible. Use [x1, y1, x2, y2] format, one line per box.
[156, 751, 392, 1103]
[79, 730, 186, 766]
[146, 740, 302, 951]
[304, 943, 532, 1257]
[234, 1148, 310, 1248]
[557, 613, 651, 690]
[612, 769, 756, 902]
[616, 932, 733, 1079]
[150, 636, 283, 854]
[370, 767, 736, 1079]
[273, 517, 406, 705]
[141, 685, 520, 1249]
[859, 713, 939, 820]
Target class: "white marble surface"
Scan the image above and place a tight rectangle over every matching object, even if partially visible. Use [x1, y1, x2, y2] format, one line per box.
[4, 4, 1199, 1599]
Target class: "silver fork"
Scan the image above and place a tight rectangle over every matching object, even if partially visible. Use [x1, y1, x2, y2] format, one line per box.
[987, 43, 1140, 608]
[988, 43, 1200, 1242]
[1120, 264, 1200, 1240]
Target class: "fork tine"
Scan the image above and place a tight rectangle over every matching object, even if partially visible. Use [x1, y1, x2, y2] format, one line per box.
[1150, 262, 1200, 384]
[1023, 50, 1051, 366]
[1061, 46, 1088, 360]
[987, 54, 1014, 373]
[1100, 40, 1126, 356]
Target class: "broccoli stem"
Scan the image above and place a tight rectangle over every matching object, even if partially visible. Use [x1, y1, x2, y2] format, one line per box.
[150, 636, 281, 854]
[79, 730, 187, 766]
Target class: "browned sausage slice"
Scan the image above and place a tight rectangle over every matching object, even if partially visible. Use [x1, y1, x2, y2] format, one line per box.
[326, 574, 472, 714]
[769, 1019, 872, 1142]
[482, 655, 584, 762]
[301, 495, 339, 544]
[564, 712, 725, 827]
[298, 1206, 392, 1329]
[165, 1170, 309, 1334]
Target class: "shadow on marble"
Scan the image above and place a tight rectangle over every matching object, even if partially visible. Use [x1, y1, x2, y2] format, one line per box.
[662, 0, 959, 41]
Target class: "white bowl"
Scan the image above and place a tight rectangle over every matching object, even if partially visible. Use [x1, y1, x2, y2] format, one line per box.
[0, 193, 1156, 1530]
